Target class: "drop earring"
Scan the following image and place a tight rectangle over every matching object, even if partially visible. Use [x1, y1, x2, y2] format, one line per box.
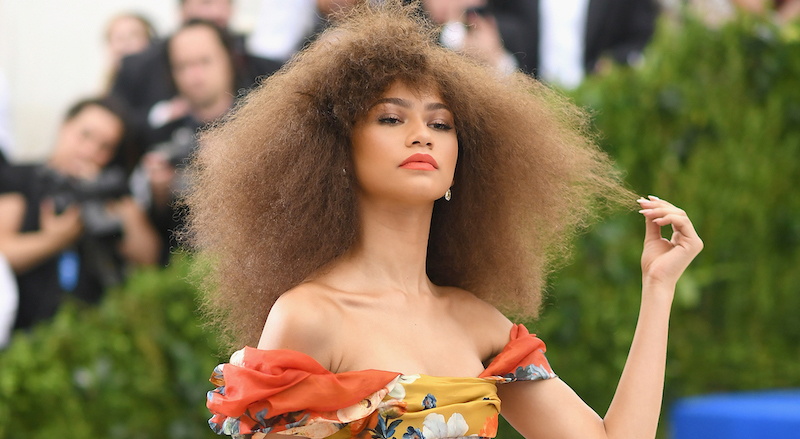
[445, 188, 452, 201]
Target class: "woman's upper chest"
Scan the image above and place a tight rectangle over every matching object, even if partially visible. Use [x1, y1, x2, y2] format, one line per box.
[326, 289, 499, 377]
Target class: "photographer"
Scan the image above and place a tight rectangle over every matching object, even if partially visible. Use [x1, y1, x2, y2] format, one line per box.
[131, 20, 238, 264]
[0, 98, 160, 331]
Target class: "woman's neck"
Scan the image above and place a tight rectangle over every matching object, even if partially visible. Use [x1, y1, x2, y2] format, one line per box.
[341, 196, 435, 296]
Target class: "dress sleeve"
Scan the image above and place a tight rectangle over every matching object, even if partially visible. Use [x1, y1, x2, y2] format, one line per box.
[207, 347, 401, 438]
[478, 324, 557, 383]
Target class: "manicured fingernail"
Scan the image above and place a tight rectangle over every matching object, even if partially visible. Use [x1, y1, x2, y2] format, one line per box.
[648, 195, 660, 200]
[638, 209, 651, 214]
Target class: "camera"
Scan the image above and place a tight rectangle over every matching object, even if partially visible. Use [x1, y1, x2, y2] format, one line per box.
[150, 125, 197, 168]
[39, 166, 130, 237]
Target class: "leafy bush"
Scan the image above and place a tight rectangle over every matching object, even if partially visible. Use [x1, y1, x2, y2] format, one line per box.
[0, 258, 222, 439]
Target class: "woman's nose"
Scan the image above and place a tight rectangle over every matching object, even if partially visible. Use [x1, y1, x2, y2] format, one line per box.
[406, 118, 433, 148]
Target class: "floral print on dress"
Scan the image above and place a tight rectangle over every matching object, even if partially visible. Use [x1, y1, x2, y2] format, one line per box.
[509, 362, 556, 381]
[206, 324, 555, 439]
[369, 413, 403, 439]
[422, 394, 437, 410]
[422, 413, 469, 439]
[387, 374, 420, 400]
[403, 426, 424, 439]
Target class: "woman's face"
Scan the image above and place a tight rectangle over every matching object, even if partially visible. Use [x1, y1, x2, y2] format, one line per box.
[351, 81, 458, 205]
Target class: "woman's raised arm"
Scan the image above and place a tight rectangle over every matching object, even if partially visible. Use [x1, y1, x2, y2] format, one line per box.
[498, 196, 703, 439]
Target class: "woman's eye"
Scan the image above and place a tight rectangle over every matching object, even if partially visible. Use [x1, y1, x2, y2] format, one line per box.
[379, 116, 401, 124]
[430, 122, 453, 131]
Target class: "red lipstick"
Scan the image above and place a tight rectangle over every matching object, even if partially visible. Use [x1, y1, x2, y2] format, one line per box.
[400, 153, 438, 171]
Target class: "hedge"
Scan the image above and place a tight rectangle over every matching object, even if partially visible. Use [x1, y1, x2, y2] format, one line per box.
[0, 260, 222, 439]
[2, 13, 799, 439]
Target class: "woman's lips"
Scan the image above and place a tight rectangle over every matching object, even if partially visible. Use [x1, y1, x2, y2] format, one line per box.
[400, 153, 438, 171]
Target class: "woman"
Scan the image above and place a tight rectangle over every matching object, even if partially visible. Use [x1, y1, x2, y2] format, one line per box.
[187, 2, 702, 438]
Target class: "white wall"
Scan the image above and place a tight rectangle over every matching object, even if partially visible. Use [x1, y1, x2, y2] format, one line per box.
[0, 0, 259, 163]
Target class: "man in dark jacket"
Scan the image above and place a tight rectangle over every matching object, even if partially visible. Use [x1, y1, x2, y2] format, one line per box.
[111, 0, 281, 161]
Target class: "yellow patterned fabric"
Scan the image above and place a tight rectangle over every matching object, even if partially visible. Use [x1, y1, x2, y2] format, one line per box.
[207, 324, 556, 439]
[323, 374, 502, 439]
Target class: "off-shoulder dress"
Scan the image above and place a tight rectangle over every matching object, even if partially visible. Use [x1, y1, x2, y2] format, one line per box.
[207, 324, 556, 439]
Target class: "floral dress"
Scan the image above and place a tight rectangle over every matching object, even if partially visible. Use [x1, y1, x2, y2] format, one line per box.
[207, 324, 556, 439]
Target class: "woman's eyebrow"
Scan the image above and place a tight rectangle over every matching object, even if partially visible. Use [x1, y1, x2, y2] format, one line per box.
[370, 98, 451, 112]
[425, 102, 450, 112]
[372, 97, 410, 108]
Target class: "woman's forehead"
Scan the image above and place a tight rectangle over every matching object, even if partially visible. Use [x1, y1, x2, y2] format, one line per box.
[379, 80, 443, 101]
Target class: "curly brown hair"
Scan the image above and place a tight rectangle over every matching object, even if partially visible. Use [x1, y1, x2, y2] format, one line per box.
[184, 1, 633, 348]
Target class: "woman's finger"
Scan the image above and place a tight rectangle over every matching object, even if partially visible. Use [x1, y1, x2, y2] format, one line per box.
[642, 208, 664, 243]
[639, 207, 687, 219]
[651, 214, 702, 250]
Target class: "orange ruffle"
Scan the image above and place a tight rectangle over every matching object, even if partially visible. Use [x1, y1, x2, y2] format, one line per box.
[207, 347, 401, 435]
[207, 324, 553, 436]
[479, 324, 553, 379]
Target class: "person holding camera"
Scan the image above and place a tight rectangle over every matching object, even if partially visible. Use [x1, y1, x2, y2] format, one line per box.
[0, 98, 161, 331]
[130, 20, 239, 264]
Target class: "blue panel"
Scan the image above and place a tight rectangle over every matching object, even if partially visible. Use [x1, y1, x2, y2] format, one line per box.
[670, 389, 800, 439]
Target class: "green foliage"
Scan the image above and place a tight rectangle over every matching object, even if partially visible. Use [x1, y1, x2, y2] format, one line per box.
[0, 258, 223, 439]
[2, 14, 798, 439]
[500, 14, 800, 439]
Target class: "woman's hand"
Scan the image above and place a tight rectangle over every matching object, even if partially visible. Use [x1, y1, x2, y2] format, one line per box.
[637, 196, 703, 290]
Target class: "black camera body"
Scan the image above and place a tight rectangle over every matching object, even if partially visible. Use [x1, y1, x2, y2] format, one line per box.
[151, 125, 197, 168]
[39, 166, 129, 237]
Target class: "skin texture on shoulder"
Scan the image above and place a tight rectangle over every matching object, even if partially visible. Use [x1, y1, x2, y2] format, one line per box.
[437, 286, 515, 367]
[257, 282, 338, 371]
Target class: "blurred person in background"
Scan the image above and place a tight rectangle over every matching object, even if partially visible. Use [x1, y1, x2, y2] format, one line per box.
[0, 98, 161, 331]
[246, 0, 320, 62]
[413, 0, 659, 88]
[111, 0, 282, 164]
[103, 13, 156, 92]
[535, 0, 660, 88]
[732, 0, 800, 23]
[422, 0, 527, 74]
[0, 253, 18, 349]
[247, 0, 418, 64]
[0, 69, 15, 164]
[130, 20, 239, 264]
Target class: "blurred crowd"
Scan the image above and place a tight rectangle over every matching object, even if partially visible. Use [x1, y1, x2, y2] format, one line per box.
[0, 0, 794, 348]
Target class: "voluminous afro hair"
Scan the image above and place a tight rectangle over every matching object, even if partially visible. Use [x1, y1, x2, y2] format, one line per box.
[185, 1, 633, 348]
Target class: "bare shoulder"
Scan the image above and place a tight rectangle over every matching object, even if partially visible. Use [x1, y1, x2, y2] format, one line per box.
[438, 286, 515, 361]
[257, 281, 340, 369]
